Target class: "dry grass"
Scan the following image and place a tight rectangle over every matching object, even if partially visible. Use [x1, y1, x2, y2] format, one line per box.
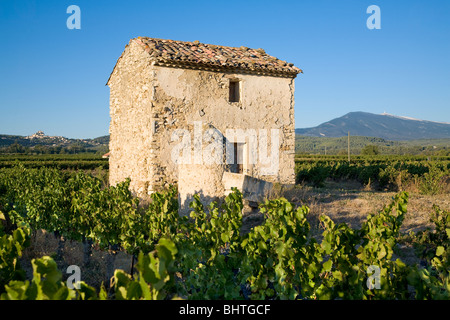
[281, 179, 450, 238]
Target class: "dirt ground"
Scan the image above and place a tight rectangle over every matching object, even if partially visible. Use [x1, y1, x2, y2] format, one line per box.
[280, 179, 450, 235]
[20, 231, 133, 290]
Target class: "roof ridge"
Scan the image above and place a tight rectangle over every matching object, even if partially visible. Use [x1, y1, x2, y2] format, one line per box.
[130, 36, 302, 78]
[135, 36, 250, 51]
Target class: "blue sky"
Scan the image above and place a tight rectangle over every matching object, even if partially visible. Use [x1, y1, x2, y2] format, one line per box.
[1, 0, 449, 139]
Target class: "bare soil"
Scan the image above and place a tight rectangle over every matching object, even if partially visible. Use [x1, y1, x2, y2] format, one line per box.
[20, 230, 133, 290]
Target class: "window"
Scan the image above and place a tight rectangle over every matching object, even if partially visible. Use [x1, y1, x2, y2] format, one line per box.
[229, 80, 240, 103]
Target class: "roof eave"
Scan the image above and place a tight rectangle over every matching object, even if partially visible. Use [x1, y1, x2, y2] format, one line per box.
[153, 60, 302, 78]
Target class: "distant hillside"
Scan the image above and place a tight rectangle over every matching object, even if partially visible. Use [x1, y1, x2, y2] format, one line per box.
[90, 135, 110, 145]
[0, 131, 109, 154]
[296, 112, 450, 140]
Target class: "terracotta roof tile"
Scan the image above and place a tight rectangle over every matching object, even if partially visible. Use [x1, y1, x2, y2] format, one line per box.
[133, 37, 302, 77]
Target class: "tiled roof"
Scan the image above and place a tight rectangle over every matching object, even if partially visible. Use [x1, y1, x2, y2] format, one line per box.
[132, 37, 302, 77]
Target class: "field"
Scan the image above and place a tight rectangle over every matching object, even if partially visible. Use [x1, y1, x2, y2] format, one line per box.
[295, 135, 450, 155]
[0, 154, 449, 300]
[0, 154, 108, 170]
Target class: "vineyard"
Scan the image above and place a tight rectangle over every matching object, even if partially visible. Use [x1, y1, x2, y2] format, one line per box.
[0, 154, 108, 170]
[295, 155, 450, 194]
[0, 163, 449, 300]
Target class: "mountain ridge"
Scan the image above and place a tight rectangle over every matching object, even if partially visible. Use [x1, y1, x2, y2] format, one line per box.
[295, 111, 450, 140]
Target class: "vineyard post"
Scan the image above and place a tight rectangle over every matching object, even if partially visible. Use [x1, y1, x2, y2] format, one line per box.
[348, 131, 350, 163]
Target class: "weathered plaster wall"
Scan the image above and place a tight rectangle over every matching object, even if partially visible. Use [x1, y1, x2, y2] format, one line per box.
[178, 162, 226, 216]
[152, 65, 296, 214]
[152, 65, 296, 186]
[222, 172, 273, 203]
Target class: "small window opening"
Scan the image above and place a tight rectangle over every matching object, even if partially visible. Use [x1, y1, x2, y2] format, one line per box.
[229, 80, 240, 103]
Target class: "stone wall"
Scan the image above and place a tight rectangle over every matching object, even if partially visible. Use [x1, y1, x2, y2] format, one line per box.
[108, 42, 297, 203]
[108, 41, 162, 198]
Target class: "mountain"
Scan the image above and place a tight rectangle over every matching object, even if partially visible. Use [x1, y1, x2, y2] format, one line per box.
[295, 112, 450, 140]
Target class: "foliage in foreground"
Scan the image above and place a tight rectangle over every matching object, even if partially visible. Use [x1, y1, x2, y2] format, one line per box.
[0, 166, 449, 300]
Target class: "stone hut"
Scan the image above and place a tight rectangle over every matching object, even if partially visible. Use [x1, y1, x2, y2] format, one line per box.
[107, 37, 302, 214]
